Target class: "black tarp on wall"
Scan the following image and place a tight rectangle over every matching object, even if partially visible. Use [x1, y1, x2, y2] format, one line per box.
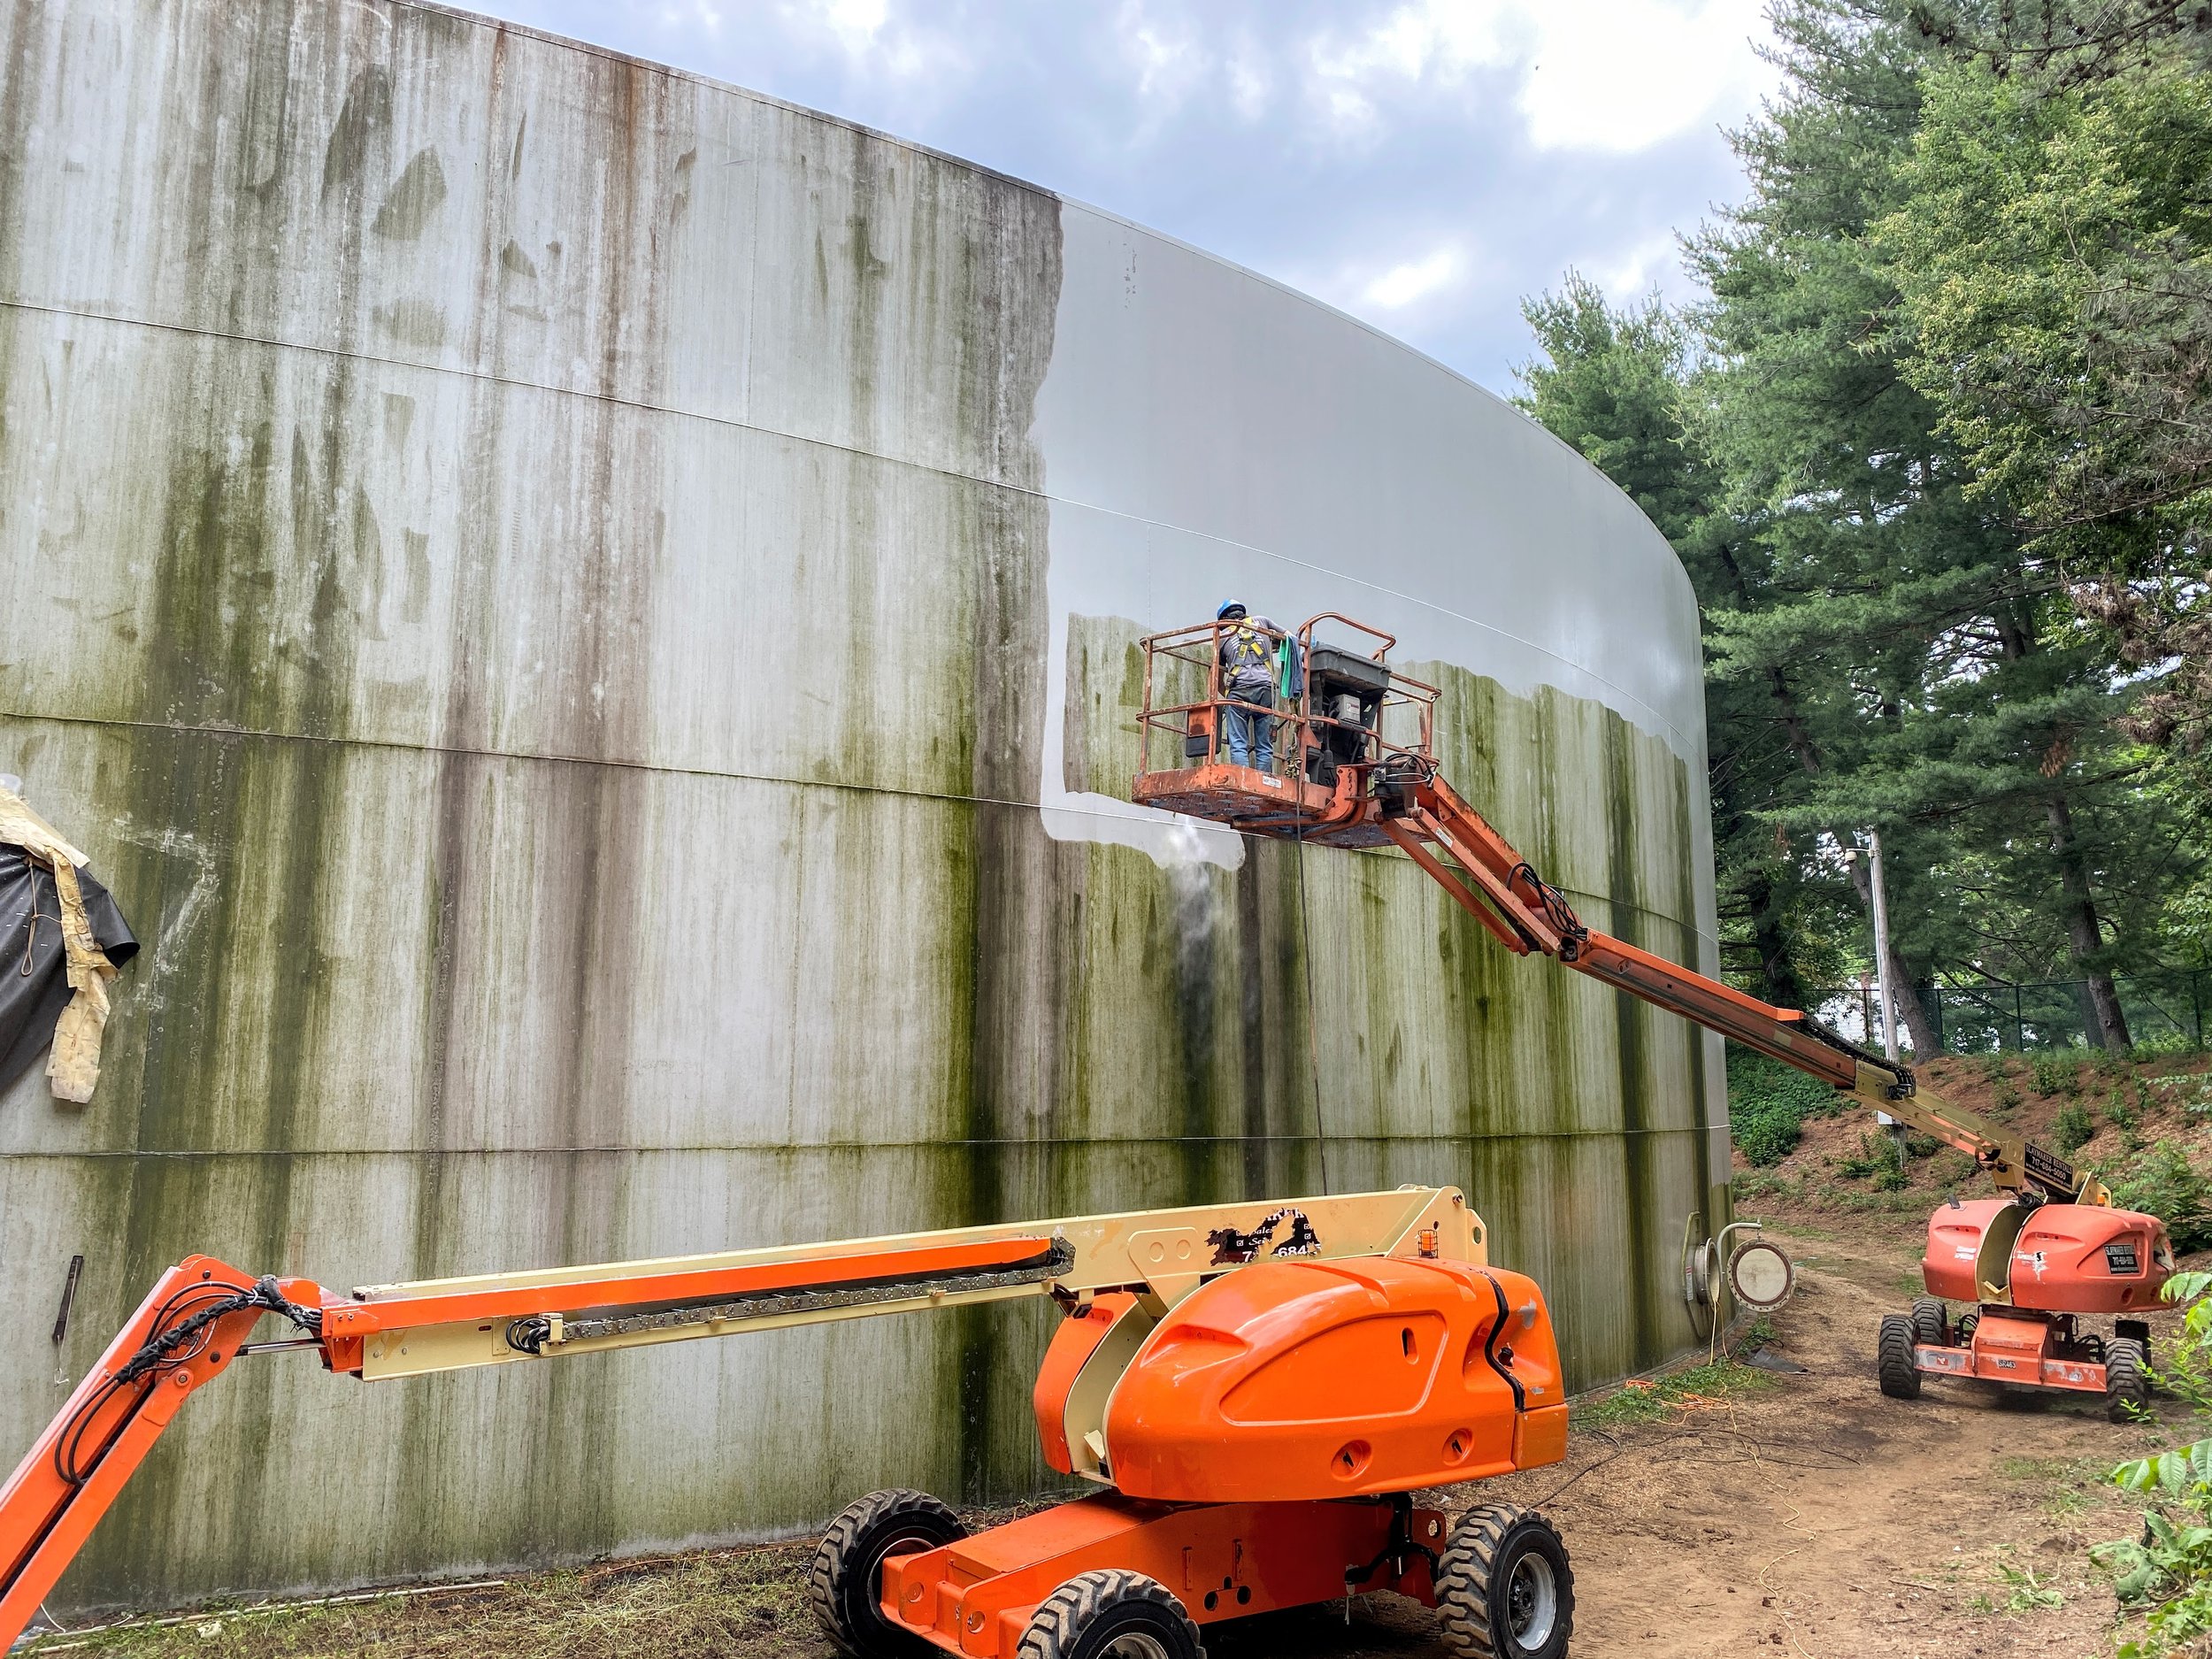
[0, 846, 136, 1095]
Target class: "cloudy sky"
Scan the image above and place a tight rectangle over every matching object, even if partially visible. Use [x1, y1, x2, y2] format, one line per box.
[473, 0, 1783, 396]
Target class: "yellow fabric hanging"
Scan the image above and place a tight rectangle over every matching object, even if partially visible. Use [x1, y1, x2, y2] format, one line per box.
[0, 788, 116, 1104]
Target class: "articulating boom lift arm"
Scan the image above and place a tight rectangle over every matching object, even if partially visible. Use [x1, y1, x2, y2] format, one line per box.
[1371, 763, 2101, 1206]
[0, 1187, 1482, 1647]
[1126, 614, 2099, 1210]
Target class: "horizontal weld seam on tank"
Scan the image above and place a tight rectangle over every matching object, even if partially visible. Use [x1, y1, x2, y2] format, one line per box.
[2, 296, 1693, 755]
[0, 1128, 1716, 1162]
[1, 710, 1719, 938]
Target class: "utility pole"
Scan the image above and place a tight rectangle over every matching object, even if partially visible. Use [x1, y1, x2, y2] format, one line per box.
[1842, 833, 1903, 1061]
[1845, 832, 1904, 1144]
[1868, 830, 1901, 1063]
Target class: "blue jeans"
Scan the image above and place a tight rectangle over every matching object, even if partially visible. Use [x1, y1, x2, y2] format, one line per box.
[1225, 698, 1274, 772]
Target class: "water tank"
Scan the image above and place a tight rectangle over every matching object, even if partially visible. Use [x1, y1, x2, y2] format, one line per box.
[0, 0, 1724, 1610]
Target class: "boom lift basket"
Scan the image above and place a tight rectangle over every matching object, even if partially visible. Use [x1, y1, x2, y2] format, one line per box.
[1133, 614, 1437, 848]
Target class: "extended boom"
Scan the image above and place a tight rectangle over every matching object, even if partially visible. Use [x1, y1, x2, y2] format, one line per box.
[1132, 613, 2104, 1208]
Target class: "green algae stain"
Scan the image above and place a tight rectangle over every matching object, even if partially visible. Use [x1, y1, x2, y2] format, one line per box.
[1057, 630, 1716, 1390]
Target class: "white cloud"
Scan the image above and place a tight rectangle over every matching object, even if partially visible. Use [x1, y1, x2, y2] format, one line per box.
[773, 0, 968, 87]
[655, 2, 726, 37]
[1517, 0, 1773, 150]
[1118, 2, 1211, 113]
[1363, 244, 1467, 311]
[1307, 0, 1776, 153]
[828, 0, 889, 50]
[1597, 231, 1684, 298]
[1225, 43, 1271, 122]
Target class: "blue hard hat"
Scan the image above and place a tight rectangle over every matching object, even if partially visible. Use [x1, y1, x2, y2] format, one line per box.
[1217, 599, 1246, 619]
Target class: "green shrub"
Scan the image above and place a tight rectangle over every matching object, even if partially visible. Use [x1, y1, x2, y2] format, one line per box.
[2054, 1102, 2099, 1156]
[2110, 1142, 2212, 1252]
[1838, 1133, 1891, 1180]
[1725, 1048, 1833, 1166]
[1904, 1133, 1940, 1160]
[2032, 1052, 2083, 1098]
[2110, 1090, 2146, 1151]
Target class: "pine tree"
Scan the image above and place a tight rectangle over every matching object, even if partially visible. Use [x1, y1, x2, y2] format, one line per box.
[1882, 7, 2212, 751]
[1517, 277, 1844, 1007]
[1684, 0, 2162, 1048]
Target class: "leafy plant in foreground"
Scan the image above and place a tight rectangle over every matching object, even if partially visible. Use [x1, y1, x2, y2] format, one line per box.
[2099, 1272, 2212, 1654]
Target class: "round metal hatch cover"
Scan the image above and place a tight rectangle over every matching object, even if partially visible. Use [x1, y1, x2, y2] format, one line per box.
[1728, 1240, 1795, 1310]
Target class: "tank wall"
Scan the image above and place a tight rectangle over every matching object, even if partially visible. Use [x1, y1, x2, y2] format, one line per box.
[0, 0, 1726, 1611]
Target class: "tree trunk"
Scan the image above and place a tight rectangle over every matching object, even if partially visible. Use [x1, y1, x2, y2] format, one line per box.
[1993, 608, 2132, 1049]
[1742, 868, 1808, 1010]
[1845, 857, 1945, 1056]
[2046, 794, 2132, 1049]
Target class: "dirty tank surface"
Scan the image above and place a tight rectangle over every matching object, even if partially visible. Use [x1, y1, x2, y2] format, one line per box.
[0, 0, 1724, 1615]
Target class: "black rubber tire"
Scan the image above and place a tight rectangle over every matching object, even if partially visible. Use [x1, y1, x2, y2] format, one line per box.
[1910, 1297, 1948, 1348]
[1435, 1502, 1575, 1659]
[2078, 1332, 2107, 1367]
[2107, 1338, 2151, 1423]
[810, 1488, 967, 1658]
[1014, 1570, 1202, 1659]
[1878, 1314, 1922, 1400]
[1955, 1311, 1978, 1345]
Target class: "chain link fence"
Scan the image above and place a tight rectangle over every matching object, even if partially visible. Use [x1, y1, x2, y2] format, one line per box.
[1811, 968, 2212, 1056]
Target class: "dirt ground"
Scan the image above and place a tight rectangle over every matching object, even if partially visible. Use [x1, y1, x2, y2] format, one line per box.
[1445, 1213, 2177, 1659]
[25, 1200, 2185, 1659]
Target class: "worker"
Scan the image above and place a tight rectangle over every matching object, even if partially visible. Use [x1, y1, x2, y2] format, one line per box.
[1215, 602, 1271, 768]
[1216, 602, 1285, 772]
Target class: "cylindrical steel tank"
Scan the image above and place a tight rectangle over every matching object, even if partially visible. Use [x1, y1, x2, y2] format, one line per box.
[0, 0, 1726, 1612]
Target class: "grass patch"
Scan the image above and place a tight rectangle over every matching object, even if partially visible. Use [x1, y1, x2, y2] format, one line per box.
[1573, 1356, 1773, 1431]
[19, 1545, 818, 1659]
[1998, 1455, 2103, 1524]
[1970, 1556, 2065, 1617]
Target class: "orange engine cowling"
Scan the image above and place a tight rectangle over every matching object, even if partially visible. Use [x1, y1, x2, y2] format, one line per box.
[1923, 1198, 2173, 1313]
[1093, 1256, 1566, 1505]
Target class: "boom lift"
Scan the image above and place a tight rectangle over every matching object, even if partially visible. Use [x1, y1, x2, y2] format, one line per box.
[2, 1188, 1578, 1659]
[1133, 614, 2175, 1419]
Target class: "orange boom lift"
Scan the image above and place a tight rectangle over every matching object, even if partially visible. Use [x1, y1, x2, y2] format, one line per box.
[1133, 613, 2174, 1420]
[0, 1188, 1578, 1659]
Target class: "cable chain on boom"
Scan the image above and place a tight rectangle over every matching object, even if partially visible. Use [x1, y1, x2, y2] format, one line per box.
[1504, 864, 1587, 959]
[56, 1278, 321, 1488]
[503, 1240, 1078, 1356]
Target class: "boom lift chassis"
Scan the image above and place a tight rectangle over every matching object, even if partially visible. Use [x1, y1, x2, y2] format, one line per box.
[3, 1187, 1578, 1658]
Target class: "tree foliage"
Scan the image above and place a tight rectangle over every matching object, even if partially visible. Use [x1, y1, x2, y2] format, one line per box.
[1517, 0, 2198, 1047]
[1884, 11, 2212, 750]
